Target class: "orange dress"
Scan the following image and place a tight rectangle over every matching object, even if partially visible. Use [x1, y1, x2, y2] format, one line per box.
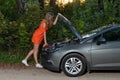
[32, 19, 48, 45]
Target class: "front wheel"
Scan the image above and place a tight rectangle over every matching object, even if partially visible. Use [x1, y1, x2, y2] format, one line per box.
[61, 53, 87, 77]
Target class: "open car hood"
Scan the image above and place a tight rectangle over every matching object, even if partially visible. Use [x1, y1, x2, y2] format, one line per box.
[58, 13, 82, 40]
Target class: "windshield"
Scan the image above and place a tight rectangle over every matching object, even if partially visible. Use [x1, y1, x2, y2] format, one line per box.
[82, 25, 110, 39]
[82, 30, 98, 38]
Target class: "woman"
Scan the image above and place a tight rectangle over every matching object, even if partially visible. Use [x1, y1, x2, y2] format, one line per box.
[22, 12, 59, 68]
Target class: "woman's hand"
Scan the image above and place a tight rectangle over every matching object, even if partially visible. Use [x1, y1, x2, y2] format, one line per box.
[43, 43, 48, 47]
[58, 13, 61, 16]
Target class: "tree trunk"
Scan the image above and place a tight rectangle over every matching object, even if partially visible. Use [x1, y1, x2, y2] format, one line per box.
[16, 0, 28, 16]
[98, 0, 104, 12]
[21, 0, 28, 12]
[50, 0, 56, 7]
[16, 0, 23, 16]
[115, 1, 120, 17]
[50, 0, 56, 11]
[38, 0, 44, 10]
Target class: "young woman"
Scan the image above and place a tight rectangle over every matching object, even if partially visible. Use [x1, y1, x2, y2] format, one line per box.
[22, 12, 59, 68]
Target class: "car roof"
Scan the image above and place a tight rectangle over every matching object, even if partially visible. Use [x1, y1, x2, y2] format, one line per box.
[81, 24, 120, 43]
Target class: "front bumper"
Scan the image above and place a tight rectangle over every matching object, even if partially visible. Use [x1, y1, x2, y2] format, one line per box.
[41, 51, 60, 71]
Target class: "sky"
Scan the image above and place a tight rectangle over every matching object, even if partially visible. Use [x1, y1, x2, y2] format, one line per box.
[46, 0, 85, 6]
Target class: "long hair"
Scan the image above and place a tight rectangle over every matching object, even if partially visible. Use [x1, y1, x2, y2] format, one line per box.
[45, 12, 54, 27]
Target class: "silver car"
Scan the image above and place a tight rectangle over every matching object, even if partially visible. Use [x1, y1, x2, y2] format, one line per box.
[41, 14, 120, 77]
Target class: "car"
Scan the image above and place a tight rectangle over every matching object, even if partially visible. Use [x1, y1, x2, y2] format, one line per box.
[41, 14, 120, 77]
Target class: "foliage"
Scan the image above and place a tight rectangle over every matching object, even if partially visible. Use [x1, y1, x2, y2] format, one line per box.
[0, 0, 19, 20]
[63, 0, 120, 34]
[0, 51, 28, 63]
[0, 0, 120, 63]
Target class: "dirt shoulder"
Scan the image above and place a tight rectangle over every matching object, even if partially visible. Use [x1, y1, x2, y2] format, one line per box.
[0, 63, 35, 69]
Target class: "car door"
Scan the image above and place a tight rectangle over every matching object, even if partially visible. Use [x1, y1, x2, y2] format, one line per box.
[91, 27, 120, 69]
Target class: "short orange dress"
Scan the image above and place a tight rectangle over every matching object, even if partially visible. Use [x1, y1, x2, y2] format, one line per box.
[32, 19, 48, 45]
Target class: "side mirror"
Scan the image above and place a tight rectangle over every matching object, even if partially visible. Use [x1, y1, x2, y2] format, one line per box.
[96, 37, 106, 45]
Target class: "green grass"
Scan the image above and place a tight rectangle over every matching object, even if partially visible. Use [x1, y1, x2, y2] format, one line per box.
[0, 50, 40, 64]
[0, 51, 27, 64]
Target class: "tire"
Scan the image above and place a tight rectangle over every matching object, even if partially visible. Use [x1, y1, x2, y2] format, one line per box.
[61, 53, 86, 77]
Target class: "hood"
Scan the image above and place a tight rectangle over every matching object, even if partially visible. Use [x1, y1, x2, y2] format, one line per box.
[58, 13, 82, 40]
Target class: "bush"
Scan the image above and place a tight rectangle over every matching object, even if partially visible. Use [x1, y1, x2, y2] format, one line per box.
[0, 0, 120, 63]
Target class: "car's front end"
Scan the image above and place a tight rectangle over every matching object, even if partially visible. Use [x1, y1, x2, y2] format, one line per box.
[41, 38, 80, 71]
[40, 13, 101, 76]
[41, 13, 83, 72]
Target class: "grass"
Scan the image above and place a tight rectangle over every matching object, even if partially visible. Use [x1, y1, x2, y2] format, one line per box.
[0, 50, 28, 64]
[0, 48, 42, 64]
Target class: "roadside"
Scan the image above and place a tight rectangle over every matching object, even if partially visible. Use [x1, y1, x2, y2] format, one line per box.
[0, 63, 120, 80]
[0, 63, 34, 69]
[0, 68, 120, 80]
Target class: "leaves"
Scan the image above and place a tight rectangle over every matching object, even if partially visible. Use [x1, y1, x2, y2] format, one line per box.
[0, 0, 120, 51]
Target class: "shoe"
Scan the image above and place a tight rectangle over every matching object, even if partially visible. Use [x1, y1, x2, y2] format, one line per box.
[35, 63, 43, 68]
[22, 60, 29, 66]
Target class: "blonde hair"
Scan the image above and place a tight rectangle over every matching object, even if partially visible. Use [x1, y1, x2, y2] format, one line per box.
[45, 12, 54, 27]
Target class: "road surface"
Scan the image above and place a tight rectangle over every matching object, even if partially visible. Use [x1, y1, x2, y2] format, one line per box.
[0, 67, 120, 80]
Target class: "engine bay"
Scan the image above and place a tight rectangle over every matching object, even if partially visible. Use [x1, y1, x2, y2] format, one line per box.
[42, 38, 79, 53]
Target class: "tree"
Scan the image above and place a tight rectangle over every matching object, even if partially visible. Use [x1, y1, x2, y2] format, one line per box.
[50, 0, 56, 7]
[108, 0, 115, 3]
[21, 0, 28, 12]
[113, 0, 120, 17]
[115, 2, 120, 17]
[16, 0, 28, 16]
[108, 0, 120, 17]
[38, 0, 44, 10]
[98, 0, 104, 12]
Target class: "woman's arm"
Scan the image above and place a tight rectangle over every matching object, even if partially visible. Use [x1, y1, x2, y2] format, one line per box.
[44, 32, 47, 44]
[53, 14, 59, 25]
[42, 23, 48, 47]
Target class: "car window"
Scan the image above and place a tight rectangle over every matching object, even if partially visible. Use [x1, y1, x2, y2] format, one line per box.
[103, 27, 120, 41]
[82, 26, 110, 39]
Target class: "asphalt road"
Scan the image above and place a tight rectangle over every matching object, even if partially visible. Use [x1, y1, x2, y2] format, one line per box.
[0, 68, 120, 80]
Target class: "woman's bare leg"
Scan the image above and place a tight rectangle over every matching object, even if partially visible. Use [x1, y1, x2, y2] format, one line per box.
[22, 49, 34, 66]
[33, 44, 39, 64]
[24, 49, 34, 60]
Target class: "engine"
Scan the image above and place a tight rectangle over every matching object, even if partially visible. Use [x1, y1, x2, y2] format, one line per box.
[42, 38, 79, 53]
